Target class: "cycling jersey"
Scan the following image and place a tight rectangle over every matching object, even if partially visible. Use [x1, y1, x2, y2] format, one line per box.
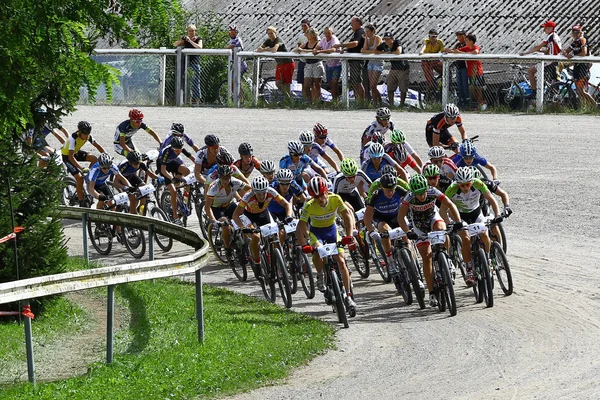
[113, 120, 151, 143]
[402, 188, 446, 232]
[239, 187, 282, 213]
[452, 153, 488, 168]
[300, 193, 346, 228]
[205, 164, 246, 186]
[361, 155, 398, 181]
[233, 157, 261, 177]
[86, 163, 120, 185]
[194, 147, 218, 176]
[268, 180, 303, 216]
[368, 186, 408, 216]
[384, 142, 419, 167]
[332, 170, 372, 194]
[307, 143, 326, 161]
[445, 179, 488, 213]
[426, 112, 463, 134]
[61, 132, 96, 156]
[118, 159, 148, 177]
[361, 120, 395, 143]
[157, 145, 191, 165]
[206, 177, 245, 207]
[367, 177, 409, 200]
[279, 154, 315, 178]
[160, 133, 195, 152]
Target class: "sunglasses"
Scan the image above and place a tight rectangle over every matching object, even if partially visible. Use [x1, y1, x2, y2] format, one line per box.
[279, 182, 291, 186]
[290, 153, 302, 157]
[132, 119, 143, 123]
[426, 175, 439, 180]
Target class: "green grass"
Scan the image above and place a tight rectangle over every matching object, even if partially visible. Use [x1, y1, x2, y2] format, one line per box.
[0, 278, 335, 399]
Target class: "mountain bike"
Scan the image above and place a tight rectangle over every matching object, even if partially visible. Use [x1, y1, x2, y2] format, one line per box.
[281, 218, 315, 299]
[488, 216, 512, 296]
[363, 226, 391, 283]
[349, 208, 370, 278]
[465, 221, 493, 307]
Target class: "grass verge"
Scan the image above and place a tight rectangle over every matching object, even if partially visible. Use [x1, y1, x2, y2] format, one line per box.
[0, 278, 335, 399]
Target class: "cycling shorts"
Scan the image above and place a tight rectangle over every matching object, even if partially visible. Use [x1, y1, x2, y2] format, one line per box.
[114, 140, 137, 156]
[425, 125, 456, 147]
[62, 151, 89, 176]
[339, 191, 365, 212]
[460, 208, 484, 225]
[212, 202, 237, 220]
[87, 182, 112, 199]
[372, 212, 400, 229]
[309, 224, 343, 253]
[412, 210, 444, 248]
[159, 159, 184, 175]
[243, 209, 272, 228]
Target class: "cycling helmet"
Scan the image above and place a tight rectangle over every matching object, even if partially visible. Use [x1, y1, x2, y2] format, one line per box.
[299, 131, 314, 146]
[380, 164, 397, 177]
[313, 123, 328, 137]
[238, 142, 253, 156]
[390, 129, 406, 144]
[126, 150, 142, 164]
[171, 137, 184, 149]
[454, 166, 474, 183]
[376, 107, 391, 120]
[275, 168, 294, 183]
[307, 176, 328, 197]
[218, 164, 234, 176]
[171, 123, 185, 134]
[428, 146, 445, 159]
[98, 153, 113, 168]
[371, 132, 384, 144]
[228, 24, 238, 32]
[369, 142, 385, 158]
[380, 174, 397, 189]
[409, 174, 429, 195]
[287, 140, 304, 155]
[77, 121, 92, 134]
[470, 166, 483, 180]
[423, 163, 441, 177]
[340, 158, 359, 177]
[204, 134, 220, 147]
[251, 176, 270, 193]
[259, 160, 276, 173]
[443, 103, 460, 118]
[216, 148, 234, 165]
[459, 141, 477, 157]
[128, 108, 144, 120]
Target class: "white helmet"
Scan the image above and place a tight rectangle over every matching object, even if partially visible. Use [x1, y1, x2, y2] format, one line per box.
[251, 176, 270, 193]
[376, 107, 391, 119]
[275, 168, 294, 183]
[428, 146, 445, 159]
[454, 166, 474, 183]
[368, 142, 385, 158]
[299, 130, 314, 146]
[259, 160, 276, 173]
[287, 140, 304, 155]
[443, 103, 460, 118]
[98, 153, 113, 168]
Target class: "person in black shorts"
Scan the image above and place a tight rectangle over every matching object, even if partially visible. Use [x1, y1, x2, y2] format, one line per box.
[118, 150, 163, 214]
[425, 103, 467, 151]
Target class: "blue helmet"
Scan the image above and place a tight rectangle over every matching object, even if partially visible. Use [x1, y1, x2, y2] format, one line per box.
[460, 141, 477, 158]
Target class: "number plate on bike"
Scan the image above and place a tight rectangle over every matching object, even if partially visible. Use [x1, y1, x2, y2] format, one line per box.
[260, 222, 279, 237]
[138, 184, 155, 196]
[183, 173, 197, 185]
[388, 227, 406, 240]
[467, 223, 487, 236]
[428, 231, 446, 245]
[113, 192, 129, 206]
[317, 243, 338, 257]
[284, 219, 298, 234]
[355, 208, 366, 221]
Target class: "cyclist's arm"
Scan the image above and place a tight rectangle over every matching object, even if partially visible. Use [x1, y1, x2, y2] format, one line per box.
[68, 149, 83, 170]
[332, 146, 344, 161]
[389, 158, 408, 182]
[204, 196, 217, 222]
[321, 152, 339, 172]
[295, 192, 307, 203]
[457, 125, 467, 141]
[363, 205, 375, 233]
[296, 219, 310, 246]
[495, 186, 510, 208]
[311, 162, 328, 179]
[58, 126, 70, 139]
[520, 42, 545, 55]
[114, 173, 131, 190]
[88, 180, 101, 199]
[161, 164, 174, 181]
[275, 196, 293, 217]
[411, 152, 423, 168]
[51, 129, 66, 145]
[146, 128, 162, 146]
[397, 203, 411, 232]
[119, 135, 132, 154]
[484, 161, 498, 180]
[232, 204, 246, 228]
[92, 141, 105, 154]
[482, 189, 500, 217]
[431, 132, 441, 147]
[194, 163, 206, 184]
[340, 206, 354, 236]
[440, 195, 461, 223]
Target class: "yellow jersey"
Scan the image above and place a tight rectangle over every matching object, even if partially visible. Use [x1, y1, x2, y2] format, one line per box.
[300, 194, 347, 228]
[422, 38, 444, 53]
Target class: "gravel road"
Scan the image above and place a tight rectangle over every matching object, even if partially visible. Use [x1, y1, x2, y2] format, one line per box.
[59, 106, 600, 399]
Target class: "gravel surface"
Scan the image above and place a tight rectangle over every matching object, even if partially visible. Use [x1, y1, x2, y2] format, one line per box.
[59, 106, 600, 399]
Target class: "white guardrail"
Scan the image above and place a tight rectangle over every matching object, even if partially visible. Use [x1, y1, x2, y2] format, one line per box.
[0, 206, 210, 385]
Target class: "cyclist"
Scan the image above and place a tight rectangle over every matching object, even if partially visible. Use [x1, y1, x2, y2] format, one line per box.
[86, 153, 132, 211]
[425, 103, 468, 151]
[444, 167, 502, 286]
[27, 108, 68, 160]
[296, 177, 357, 313]
[384, 129, 423, 173]
[205, 164, 251, 262]
[332, 158, 372, 212]
[361, 107, 395, 146]
[280, 140, 327, 185]
[259, 160, 277, 183]
[157, 137, 191, 224]
[359, 131, 385, 164]
[471, 167, 511, 215]
[313, 123, 344, 161]
[205, 148, 249, 186]
[361, 142, 406, 182]
[397, 174, 464, 307]
[114, 108, 162, 156]
[234, 142, 262, 178]
[232, 176, 293, 279]
[61, 121, 106, 206]
[423, 146, 457, 192]
[299, 131, 339, 175]
[366, 164, 409, 200]
[269, 168, 306, 244]
[452, 141, 498, 180]
[117, 150, 164, 214]
[423, 162, 443, 192]
[160, 123, 200, 156]
[194, 134, 221, 184]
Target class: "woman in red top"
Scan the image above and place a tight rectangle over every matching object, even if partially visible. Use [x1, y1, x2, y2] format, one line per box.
[445, 34, 487, 110]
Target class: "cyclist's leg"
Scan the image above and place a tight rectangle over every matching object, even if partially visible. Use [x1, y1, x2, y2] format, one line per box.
[220, 202, 238, 249]
[126, 175, 144, 214]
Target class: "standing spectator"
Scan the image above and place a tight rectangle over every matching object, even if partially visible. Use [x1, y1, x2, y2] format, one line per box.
[375, 31, 410, 107]
[295, 28, 324, 103]
[173, 24, 203, 105]
[519, 20, 562, 95]
[296, 19, 311, 94]
[419, 29, 444, 98]
[361, 24, 384, 105]
[562, 24, 595, 107]
[226, 24, 247, 75]
[334, 17, 366, 101]
[445, 33, 487, 110]
[257, 26, 295, 100]
[315, 27, 341, 102]
[453, 30, 471, 107]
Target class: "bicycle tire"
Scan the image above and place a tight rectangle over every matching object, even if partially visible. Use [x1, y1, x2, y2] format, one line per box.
[545, 81, 580, 111]
[259, 252, 276, 303]
[450, 234, 467, 284]
[274, 247, 292, 308]
[350, 248, 369, 279]
[478, 248, 494, 308]
[491, 222, 508, 254]
[354, 233, 370, 278]
[284, 243, 298, 295]
[62, 177, 78, 206]
[295, 248, 315, 299]
[474, 250, 484, 304]
[401, 248, 425, 309]
[123, 226, 146, 259]
[374, 238, 391, 283]
[160, 190, 174, 220]
[330, 268, 349, 328]
[491, 241, 513, 296]
[207, 223, 228, 265]
[438, 252, 457, 316]
[149, 207, 173, 251]
[230, 237, 248, 282]
[496, 82, 525, 110]
[87, 220, 113, 255]
[392, 251, 412, 305]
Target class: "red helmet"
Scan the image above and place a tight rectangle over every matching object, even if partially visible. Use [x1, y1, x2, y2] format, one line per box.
[308, 177, 328, 197]
[129, 108, 144, 120]
[313, 123, 328, 138]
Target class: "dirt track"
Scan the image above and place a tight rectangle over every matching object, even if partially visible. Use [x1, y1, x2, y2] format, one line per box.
[57, 106, 600, 399]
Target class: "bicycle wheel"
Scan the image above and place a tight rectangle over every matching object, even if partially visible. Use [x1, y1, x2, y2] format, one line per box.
[354, 233, 370, 278]
[374, 238, 391, 283]
[545, 81, 580, 111]
[295, 248, 315, 299]
[450, 234, 467, 284]
[490, 241, 513, 296]
[207, 223, 228, 264]
[392, 251, 412, 305]
[476, 248, 493, 308]
[330, 268, 349, 328]
[273, 247, 292, 308]
[194, 199, 210, 239]
[149, 207, 173, 251]
[496, 82, 525, 110]
[259, 252, 276, 303]
[438, 252, 457, 317]
[62, 177, 78, 206]
[230, 238, 248, 282]
[284, 243, 298, 295]
[401, 248, 425, 309]
[122, 226, 146, 259]
[87, 220, 113, 255]
[490, 222, 508, 254]
[160, 190, 174, 220]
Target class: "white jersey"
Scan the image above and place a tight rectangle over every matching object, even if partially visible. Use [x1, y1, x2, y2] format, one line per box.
[206, 177, 245, 207]
[361, 120, 395, 142]
[332, 170, 372, 194]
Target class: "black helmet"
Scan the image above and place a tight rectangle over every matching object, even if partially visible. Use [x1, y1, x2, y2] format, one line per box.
[380, 173, 397, 189]
[77, 121, 92, 134]
[171, 123, 184, 134]
[126, 150, 142, 163]
[171, 137, 184, 149]
[204, 134, 220, 147]
[216, 148, 234, 165]
[218, 164, 234, 176]
[238, 142, 253, 156]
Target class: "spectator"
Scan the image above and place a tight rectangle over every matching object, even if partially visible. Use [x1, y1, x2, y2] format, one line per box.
[334, 16, 366, 101]
[562, 24, 595, 107]
[361, 24, 384, 105]
[227, 25, 247, 73]
[419, 29, 444, 98]
[519, 20, 562, 95]
[173, 24, 203, 105]
[453, 30, 471, 107]
[295, 28, 324, 103]
[257, 26, 295, 100]
[445, 33, 487, 110]
[375, 31, 410, 107]
[315, 27, 341, 102]
[296, 19, 311, 93]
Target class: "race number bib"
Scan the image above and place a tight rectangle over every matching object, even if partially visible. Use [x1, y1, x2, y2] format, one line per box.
[183, 173, 197, 185]
[260, 222, 279, 237]
[138, 184, 155, 197]
[317, 243, 338, 258]
[113, 192, 129, 206]
[428, 231, 446, 245]
[284, 219, 299, 234]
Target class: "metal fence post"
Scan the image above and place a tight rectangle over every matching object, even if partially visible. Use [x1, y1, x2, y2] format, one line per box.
[159, 48, 166, 106]
[195, 269, 204, 343]
[233, 48, 241, 107]
[23, 299, 35, 385]
[536, 61, 545, 113]
[441, 58, 450, 106]
[107, 285, 115, 364]
[341, 59, 349, 108]
[184, 54, 189, 105]
[252, 57, 260, 106]
[148, 224, 154, 261]
[82, 212, 89, 264]
[175, 47, 183, 106]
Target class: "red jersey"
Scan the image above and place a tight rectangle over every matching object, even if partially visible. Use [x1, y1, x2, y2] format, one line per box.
[457, 45, 483, 77]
